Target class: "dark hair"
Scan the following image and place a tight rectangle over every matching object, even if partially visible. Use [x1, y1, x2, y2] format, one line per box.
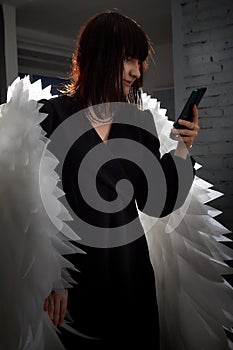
[64, 10, 153, 107]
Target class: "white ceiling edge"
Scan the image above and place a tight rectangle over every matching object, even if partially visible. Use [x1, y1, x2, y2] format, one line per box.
[17, 27, 76, 57]
[0, 0, 30, 6]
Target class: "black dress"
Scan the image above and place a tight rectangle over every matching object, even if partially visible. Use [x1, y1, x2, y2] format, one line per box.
[40, 95, 195, 349]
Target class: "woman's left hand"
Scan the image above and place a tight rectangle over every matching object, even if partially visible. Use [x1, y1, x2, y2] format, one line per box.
[171, 105, 200, 150]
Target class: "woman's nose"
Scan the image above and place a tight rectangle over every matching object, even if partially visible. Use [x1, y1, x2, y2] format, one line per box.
[130, 60, 141, 79]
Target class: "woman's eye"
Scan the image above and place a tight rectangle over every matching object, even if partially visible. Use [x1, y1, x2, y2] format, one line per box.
[123, 57, 142, 65]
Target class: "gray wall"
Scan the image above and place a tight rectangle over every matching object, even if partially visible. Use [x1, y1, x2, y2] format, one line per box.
[172, 0, 233, 233]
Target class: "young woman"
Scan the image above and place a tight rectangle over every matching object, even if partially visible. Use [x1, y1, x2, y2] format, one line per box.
[40, 10, 199, 349]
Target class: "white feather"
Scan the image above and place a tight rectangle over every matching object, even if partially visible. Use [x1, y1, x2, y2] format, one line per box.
[0, 77, 83, 349]
[141, 92, 233, 350]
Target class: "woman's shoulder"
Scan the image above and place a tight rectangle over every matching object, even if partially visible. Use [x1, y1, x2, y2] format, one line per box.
[39, 94, 78, 137]
[39, 94, 74, 115]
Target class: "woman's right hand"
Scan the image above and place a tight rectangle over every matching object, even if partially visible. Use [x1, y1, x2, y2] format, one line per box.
[44, 289, 68, 327]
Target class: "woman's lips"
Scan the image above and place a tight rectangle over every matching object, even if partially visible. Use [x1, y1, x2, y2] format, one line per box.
[123, 80, 133, 87]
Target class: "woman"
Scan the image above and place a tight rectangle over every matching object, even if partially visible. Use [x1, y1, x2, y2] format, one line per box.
[40, 10, 199, 349]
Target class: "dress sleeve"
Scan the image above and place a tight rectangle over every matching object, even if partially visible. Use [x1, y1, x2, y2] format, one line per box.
[136, 109, 196, 217]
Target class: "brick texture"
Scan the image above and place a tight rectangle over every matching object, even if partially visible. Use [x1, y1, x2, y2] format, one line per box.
[180, 0, 233, 233]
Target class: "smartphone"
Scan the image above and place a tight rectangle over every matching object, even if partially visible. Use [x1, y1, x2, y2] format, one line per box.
[173, 87, 207, 129]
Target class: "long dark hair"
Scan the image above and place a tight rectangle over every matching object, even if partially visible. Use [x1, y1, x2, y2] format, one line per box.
[64, 10, 153, 108]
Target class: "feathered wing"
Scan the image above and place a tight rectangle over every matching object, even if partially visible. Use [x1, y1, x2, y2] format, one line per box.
[1, 77, 232, 349]
[0, 76, 84, 350]
[140, 93, 233, 350]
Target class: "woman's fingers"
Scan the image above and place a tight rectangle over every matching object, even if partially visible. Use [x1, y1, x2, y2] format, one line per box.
[43, 297, 49, 312]
[171, 128, 197, 136]
[174, 105, 199, 132]
[192, 104, 198, 124]
[48, 294, 55, 320]
[177, 120, 200, 133]
[171, 105, 200, 149]
[53, 295, 61, 327]
[44, 290, 68, 327]
[59, 292, 68, 327]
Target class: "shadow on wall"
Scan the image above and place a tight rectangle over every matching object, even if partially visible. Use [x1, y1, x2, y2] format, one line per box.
[152, 88, 175, 120]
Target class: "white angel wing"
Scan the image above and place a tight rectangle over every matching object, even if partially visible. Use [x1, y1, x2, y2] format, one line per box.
[0, 76, 84, 350]
[1, 78, 232, 349]
[140, 93, 233, 350]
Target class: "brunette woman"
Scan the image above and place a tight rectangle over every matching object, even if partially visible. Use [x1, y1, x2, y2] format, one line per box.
[41, 10, 199, 349]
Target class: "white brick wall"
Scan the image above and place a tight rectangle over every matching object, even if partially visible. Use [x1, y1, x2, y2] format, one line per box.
[173, 0, 233, 232]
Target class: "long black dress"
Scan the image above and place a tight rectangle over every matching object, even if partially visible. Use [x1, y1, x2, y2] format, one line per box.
[40, 95, 195, 349]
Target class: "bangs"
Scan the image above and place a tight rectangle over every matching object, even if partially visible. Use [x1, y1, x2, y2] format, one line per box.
[114, 15, 149, 61]
[92, 11, 150, 61]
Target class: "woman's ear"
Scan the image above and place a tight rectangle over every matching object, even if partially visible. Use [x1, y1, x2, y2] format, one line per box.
[142, 58, 149, 71]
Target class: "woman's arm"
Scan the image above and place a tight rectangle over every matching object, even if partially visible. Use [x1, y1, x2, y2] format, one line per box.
[136, 108, 197, 217]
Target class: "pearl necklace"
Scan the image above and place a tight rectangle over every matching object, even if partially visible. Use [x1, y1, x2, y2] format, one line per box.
[85, 105, 113, 126]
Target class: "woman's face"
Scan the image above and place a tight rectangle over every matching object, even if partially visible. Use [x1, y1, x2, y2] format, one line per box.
[122, 57, 141, 96]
